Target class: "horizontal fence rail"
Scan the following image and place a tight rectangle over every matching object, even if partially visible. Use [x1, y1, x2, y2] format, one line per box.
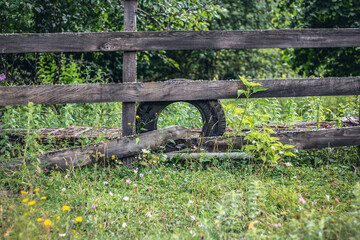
[1, 29, 360, 53]
[184, 126, 360, 151]
[0, 77, 359, 106]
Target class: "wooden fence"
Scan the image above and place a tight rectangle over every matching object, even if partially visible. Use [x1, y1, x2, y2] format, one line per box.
[1, 0, 360, 155]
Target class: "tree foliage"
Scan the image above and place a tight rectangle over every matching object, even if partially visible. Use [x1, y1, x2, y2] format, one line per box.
[274, 0, 360, 77]
[0, 0, 293, 85]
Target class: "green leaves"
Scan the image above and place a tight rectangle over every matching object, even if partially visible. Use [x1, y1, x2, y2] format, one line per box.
[237, 76, 267, 98]
[275, 0, 360, 77]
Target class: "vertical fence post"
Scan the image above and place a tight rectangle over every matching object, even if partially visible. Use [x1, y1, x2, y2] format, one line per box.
[122, 0, 137, 166]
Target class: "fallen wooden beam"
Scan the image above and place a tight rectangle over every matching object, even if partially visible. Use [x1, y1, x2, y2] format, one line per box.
[3, 126, 192, 170]
[181, 126, 360, 152]
[0, 77, 359, 106]
[3, 126, 359, 171]
[165, 152, 251, 160]
[1, 29, 359, 53]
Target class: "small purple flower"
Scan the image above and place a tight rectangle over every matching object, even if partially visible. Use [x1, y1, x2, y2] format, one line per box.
[298, 196, 306, 204]
[270, 223, 282, 228]
[0, 73, 6, 81]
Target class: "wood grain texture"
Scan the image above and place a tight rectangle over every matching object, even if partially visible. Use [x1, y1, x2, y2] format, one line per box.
[4, 126, 192, 170]
[122, 0, 137, 138]
[1, 29, 359, 53]
[181, 127, 360, 152]
[0, 77, 359, 106]
[165, 152, 251, 160]
[4, 126, 359, 170]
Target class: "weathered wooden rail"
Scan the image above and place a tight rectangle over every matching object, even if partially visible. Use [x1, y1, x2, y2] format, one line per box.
[1, 0, 360, 166]
[0, 77, 359, 106]
[1, 29, 360, 53]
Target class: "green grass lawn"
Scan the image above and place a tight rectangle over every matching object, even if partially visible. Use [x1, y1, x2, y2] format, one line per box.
[1, 151, 360, 239]
[1, 96, 360, 239]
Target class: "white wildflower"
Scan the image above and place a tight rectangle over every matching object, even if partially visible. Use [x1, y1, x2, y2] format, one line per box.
[326, 195, 330, 202]
[126, 179, 132, 184]
[109, 191, 113, 197]
[190, 216, 197, 222]
[123, 196, 129, 201]
[103, 181, 108, 185]
[279, 151, 284, 154]
[140, 173, 144, 178]
[285, 162, 293, 167]
[122, 222, 127, 228]
[59, 233, 66, 237]
[188, 200, 194, 204]
[292, 176, 297, 179]
[145, 211, 152, 218]
[271, 146, 276, 150]
[61, 188, 66, 192]
[198, 224, 204, 228]
[134, 168, 138, 174]
[142, 149, 150, 154]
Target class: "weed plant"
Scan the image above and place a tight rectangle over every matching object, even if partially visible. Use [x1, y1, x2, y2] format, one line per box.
[1, 71, 360, 239]
[1, 152, 360, 239]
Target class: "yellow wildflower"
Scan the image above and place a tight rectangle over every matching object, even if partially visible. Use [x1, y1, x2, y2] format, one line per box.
[28, 201, 36, 206]
[128, 123, 131, 125]
[111, 155, 116, 160]
[20, 190, 27, 195]
[41, 196, 47, 200]
[22, 198, 29, 203]
[56, 216, 61, 220]
[43, 219, 51, 226]
[75, 217, 83, 222]
[99, 224, 103, 229]
[136, 115, 140, 119]
[35, 188, 40, 192]
[62, 205, 70, 211]
[37, 218, 43, 222]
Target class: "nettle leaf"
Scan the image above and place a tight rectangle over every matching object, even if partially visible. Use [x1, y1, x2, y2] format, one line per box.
[245, 145, 256, 151]
[284, 152, 296, 157]
[252, 87, 267, 94]
[237, 89, 246, 97]
[239, 76, 250, 87]
[284, 144, 295, 149]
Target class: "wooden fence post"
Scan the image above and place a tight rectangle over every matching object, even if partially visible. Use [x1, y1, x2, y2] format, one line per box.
[122, 0, 137, 165]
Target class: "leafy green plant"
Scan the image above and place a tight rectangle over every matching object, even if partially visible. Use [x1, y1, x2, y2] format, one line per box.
[236, 76, 295, 164]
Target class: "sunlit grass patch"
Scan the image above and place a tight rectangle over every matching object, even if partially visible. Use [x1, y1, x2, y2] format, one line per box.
[1, 157, 360, 239]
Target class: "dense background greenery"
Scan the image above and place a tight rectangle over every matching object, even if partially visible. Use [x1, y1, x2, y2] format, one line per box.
[1, 2, 360, 239]
[0, 0, 292, 85]
[274, 0, 360, 77]
[2, 0, 359, 85]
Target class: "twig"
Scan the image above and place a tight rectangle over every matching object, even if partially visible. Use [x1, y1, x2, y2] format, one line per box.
[136, 8, 167, 31]
[68, 220, 74, 240]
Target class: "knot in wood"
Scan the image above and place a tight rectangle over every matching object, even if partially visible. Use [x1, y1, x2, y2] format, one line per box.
[101, 43, 112, 51]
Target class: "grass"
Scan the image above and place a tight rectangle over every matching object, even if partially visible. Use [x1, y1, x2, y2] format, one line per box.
[1, 154, 360, 239]
[0, 94, 360, 239]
